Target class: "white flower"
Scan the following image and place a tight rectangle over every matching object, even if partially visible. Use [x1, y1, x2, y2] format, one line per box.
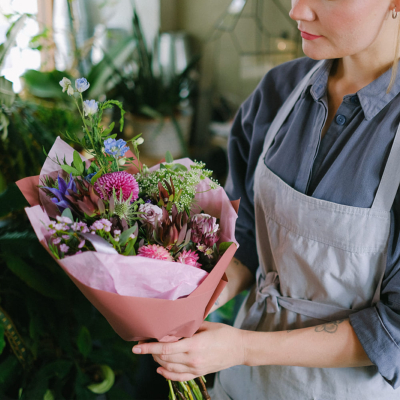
[118, 158, 126, 166]
[59, 77, 71, 92]
[83, 99, 98, 116]
[75, 77, 90, 93]
[67, 85, 75, 96]
[135, 137, 144, 145]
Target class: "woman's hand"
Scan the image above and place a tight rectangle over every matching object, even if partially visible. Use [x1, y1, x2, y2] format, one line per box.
[132, 321, 246, 381]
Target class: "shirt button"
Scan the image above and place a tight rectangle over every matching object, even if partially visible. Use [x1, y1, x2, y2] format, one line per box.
[350, 95, 359, 104]
[336, 114, 346, 126]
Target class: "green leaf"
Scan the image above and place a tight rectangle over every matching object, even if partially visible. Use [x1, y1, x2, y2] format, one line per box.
[119, 224, 138, 247]
[73, 150, 84, 175]
[43, 389, 55, 400]
[106, 134, 117, 139]
[4, 255, 64, 299]
[219, 242, 233, 254]
[77, 326, 92, 358]
[165, 151, 174, 164]
[60, 165, 79, 176]
[0, 324, 5, 355]
[61, 208, 74, 221]
[0, 183, 29, 218]
[0, 355, 19, 391]
[101, 121, 115, 136]
[87, 37, 136, 99]
[90, 169, 103, 185]
[0, 76, 15, 108]
[22, 69, 73, 100]
[87, 365, 115, 394]
[43, 146, 48, 157]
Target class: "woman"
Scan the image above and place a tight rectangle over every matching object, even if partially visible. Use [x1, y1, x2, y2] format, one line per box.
[132, 0, 400, 398]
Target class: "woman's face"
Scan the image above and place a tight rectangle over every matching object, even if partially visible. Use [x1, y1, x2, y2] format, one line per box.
[289, 0, 395, 60]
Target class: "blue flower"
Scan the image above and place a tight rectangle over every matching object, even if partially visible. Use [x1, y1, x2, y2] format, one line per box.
[43, 174, 77, 213]
[85, 172, 97, 183]
[75, 78, 90, 93]
[83, 99, 98, 116]
[104, 138, 129, 158]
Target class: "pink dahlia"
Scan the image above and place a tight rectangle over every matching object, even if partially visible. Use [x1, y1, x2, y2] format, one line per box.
[177, 249, 202, 268]
[138, 244, 173, 262]
[94, 171, 139, 202]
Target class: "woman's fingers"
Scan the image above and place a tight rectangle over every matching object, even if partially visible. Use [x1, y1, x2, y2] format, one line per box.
[156, 367, 197, 382]
[133, 338, 188, 355]
[153, 357, 191, 374]
[153, 353, 189, 364]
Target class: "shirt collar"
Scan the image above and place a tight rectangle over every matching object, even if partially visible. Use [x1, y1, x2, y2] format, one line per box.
[306, 59, 400, 121]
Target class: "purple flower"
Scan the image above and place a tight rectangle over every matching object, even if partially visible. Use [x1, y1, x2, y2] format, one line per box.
[60, 244, 69, 253]
[189, 213, 220, 247]
[139, 203, 163, 227]
[43, 173, 77, 213]
[104, 138, 129, 158]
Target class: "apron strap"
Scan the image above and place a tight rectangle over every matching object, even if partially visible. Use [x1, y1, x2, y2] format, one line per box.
[261, 60, 325, 159]
[371, 121, 400, 211]
[240, 268, 357, 331]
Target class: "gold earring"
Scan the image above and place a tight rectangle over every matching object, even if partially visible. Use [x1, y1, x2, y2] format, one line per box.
[393, 7, 398, 19]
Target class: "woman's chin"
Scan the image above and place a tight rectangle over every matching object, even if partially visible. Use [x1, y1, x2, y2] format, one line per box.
[302, 42, 335, 61]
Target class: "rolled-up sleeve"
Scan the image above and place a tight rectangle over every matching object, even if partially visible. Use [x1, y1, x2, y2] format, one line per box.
[350, 191, 400, 388]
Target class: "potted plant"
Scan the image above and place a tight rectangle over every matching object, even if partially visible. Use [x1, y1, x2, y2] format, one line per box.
[108, 10, 200, 159]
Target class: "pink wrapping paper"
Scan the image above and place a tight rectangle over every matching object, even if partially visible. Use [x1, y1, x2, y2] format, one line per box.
[16, 137, 239, 342]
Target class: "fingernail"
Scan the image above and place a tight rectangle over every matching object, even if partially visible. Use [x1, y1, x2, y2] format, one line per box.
[133, 347, 142, 354]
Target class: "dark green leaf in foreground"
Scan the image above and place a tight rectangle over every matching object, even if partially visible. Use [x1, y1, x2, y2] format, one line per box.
[0, 183, 29, 217]
[4, 255, 63, 299]
[77, 326, 92, 358]
[0, 324, 5, 355]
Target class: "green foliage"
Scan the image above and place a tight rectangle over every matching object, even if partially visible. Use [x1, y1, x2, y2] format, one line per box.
[22, 69, 74, 100]
[0, 100, 81, 189]
[0, 184, 28, 218]
[0, 215, 139, 399]
[77, 326, 92, 358]
[0, 325, 5, 355]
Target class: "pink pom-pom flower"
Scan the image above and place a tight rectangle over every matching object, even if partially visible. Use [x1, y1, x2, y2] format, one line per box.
[176, 249, 202, 268]
[138, 244, 173, 262]
[94, 171, 139, 202]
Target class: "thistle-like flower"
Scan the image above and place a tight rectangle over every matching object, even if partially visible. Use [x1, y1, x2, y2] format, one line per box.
[109, 188, 137, 223]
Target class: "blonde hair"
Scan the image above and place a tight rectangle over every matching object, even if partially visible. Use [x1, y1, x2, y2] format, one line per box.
[388, 21, 400, 92]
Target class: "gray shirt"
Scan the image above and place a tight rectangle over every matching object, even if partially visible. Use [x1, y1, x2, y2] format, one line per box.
[225, 57, 400, 388]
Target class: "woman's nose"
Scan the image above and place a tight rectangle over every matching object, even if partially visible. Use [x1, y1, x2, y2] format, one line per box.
[289, 0, 316, 22]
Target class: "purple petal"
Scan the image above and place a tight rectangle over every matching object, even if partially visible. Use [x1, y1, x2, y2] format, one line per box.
[44, 187, 64, 201]
[58, 175, 68, 195]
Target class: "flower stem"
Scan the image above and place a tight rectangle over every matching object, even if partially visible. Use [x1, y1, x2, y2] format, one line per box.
[188, 380, 203, 400]
[168, 380, 176, 400]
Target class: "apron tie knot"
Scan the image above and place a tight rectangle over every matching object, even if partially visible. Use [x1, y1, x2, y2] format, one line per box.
[256, 270, 280, 314]
[240, 268, 281, 331]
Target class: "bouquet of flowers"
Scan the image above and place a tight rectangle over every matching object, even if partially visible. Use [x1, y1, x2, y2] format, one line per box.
[16, 77, 239, 400]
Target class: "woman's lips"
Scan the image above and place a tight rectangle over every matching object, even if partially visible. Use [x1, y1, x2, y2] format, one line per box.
[300, 31, 322, 41]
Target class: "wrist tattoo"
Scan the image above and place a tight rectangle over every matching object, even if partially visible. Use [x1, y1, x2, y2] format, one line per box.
[315, 319, 346, 334]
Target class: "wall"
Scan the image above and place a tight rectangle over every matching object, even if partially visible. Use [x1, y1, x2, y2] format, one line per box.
[166, 0, 300, 105]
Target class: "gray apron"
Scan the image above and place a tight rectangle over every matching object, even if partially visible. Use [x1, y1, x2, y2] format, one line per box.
[210, 61, 400, 400]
